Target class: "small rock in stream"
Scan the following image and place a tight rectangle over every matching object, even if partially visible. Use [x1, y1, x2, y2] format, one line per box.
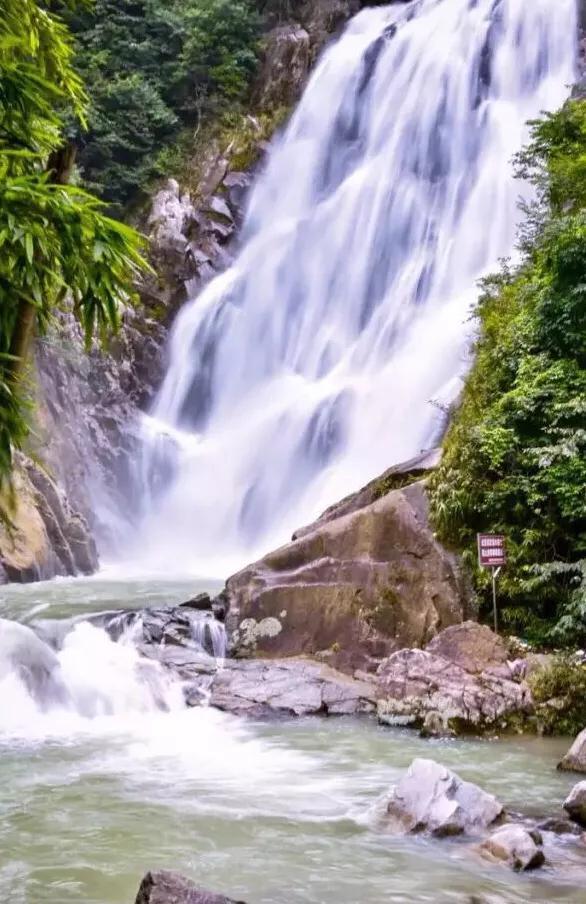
[479, 825, 545, 871]
[135, 870, 246, 904]
[537, 816, 582, 836]
[558, 728, 586, 774]
[377, 758, 503, 837]
[563, 781, 586, 828]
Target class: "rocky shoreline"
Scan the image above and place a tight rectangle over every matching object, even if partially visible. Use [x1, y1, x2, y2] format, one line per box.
[126, 602, 578, 744]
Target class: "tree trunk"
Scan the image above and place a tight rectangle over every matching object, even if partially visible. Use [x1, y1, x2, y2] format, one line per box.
[8, 301, 36, 378]
[47, 142, 77, 185]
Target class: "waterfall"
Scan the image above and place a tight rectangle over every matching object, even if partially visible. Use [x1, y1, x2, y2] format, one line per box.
[129, 0, 577, 576]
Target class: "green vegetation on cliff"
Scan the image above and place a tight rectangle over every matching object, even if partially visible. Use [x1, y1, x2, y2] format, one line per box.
[0, 0, 147, 488]
[430, 100, 586, 647]
[64, 0, 262, 206]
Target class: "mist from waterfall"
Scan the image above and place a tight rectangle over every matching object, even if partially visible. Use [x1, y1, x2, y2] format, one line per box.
[126, 0, 576, 577]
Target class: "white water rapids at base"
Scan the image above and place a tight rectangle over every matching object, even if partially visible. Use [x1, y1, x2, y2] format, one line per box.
[1, 581, 585, 904]
[120, 0, 577, 576]
[0, 618, 184, 735]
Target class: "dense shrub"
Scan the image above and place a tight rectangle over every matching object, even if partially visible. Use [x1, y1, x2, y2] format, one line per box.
[429, 100, 586, 646]
[528, 657, 586, 736]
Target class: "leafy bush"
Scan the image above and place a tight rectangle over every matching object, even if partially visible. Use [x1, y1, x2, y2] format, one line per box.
[429, 100, 586, 646]
[528, 656, 586, 736]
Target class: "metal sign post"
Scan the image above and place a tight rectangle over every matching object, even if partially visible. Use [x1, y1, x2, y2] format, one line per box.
[477, 534, 507, 633]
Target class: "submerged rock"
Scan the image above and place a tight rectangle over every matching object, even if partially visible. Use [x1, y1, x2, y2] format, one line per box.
[563, 782, 586, 828]
[378, 758, 503, 837]
[135, 870, 245, 904]
[558, 728, 586, 774]
[479, 825, 545, 871]
[537, 817, 582, 836]
[376, 623, 534, 734]
[225, 480, 465, 673]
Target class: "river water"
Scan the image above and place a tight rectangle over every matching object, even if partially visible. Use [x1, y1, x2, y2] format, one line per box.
[1, 578, 585, 904]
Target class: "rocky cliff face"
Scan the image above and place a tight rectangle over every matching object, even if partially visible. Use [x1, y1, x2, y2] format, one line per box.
[0, 454, 97, 583]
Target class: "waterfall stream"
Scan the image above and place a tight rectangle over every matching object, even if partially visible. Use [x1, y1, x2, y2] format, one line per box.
[129, 0, 576, 575]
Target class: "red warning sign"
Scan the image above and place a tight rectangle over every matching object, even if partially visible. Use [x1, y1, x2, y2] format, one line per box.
[477, 534, 506, 568]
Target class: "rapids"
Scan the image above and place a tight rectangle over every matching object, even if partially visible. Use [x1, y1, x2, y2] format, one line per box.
[128, 0, 577, 576]
[1, 581, 585, 904]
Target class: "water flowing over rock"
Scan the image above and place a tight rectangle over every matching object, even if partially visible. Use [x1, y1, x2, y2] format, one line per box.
[225, 481, 464, 673]
[0, 618, 66, 706]
[377, 758, 503, 837]
[93, 607, 227, 660]
[559, 729, 586, 774]
[376, 622, 534, 733]
[0, 619, 185, 727]
[135, 870, 246, 904]
[132, 0, 576, 575]
[479, 826, 545, 871]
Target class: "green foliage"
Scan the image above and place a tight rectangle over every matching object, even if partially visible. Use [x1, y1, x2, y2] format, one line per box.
[182, 1, 261, 99]
[0, 0, 148, 486]
[528, 656, 586, 736]
[516, 101, 586, 217]
[429, 99, 586, 646]
[65, 0, 261, 206]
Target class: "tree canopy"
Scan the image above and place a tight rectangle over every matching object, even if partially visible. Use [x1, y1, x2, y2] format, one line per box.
[0, 0, 148, 485]
[63, 0, 261, 206]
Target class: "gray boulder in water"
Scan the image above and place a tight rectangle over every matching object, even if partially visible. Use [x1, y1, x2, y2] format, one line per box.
[135, 870, 246, 904]
[0, 618, 66, 705]
[479, 825, 545, 871]
[563, 781, 586, 828]
[378, 758, 503, 837]
[558, 728, 586, 774]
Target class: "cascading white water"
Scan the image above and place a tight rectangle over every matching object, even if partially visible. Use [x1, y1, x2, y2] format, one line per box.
[130, 0, 577, 576]
[0, 618, 185, 735]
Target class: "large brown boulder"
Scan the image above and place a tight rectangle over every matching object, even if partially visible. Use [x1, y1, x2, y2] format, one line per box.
[225, 481, 465, 672]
